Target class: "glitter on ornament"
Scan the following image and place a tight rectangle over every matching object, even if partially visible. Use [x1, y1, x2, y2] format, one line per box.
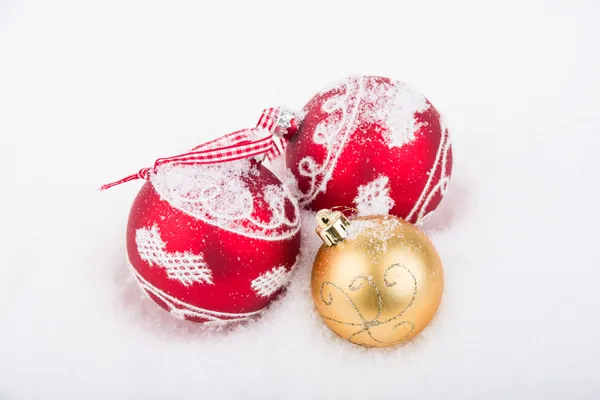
[104, 126, 302, 324]
[311, 212, 443, 347]
[285, 75, 453, 224]
[150, 160, 300, 241]
[125, 158, 301, 323]
[361, 79, 430, 148]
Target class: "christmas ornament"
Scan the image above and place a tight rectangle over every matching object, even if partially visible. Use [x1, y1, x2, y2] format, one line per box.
[102, 114, 301, 324]
[285, 75, 453, 224]
[311, 209, 443, 347]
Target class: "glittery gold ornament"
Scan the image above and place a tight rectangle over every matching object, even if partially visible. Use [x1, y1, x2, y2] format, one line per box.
[311, 210, 443, 347]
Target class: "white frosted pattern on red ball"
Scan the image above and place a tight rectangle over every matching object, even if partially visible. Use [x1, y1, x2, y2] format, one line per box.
[359, 79, 430, 148]
[127, 160, 302, 324]
[150, 160, 300, 240]
[135, 224, 213, 286]
[250, 266, 291, 298]
[354, 175, 395, 216]
[286, 75, 453, 224]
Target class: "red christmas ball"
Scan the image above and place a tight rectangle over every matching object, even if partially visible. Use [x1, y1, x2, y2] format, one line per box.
[126, 158, 301, 324]
[285, 76, 452, 224]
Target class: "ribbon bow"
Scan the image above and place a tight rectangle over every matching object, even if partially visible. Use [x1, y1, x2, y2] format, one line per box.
[100, 107, 298, 191]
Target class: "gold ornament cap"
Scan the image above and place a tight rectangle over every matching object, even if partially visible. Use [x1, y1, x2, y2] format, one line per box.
[315, 209, 351, 246]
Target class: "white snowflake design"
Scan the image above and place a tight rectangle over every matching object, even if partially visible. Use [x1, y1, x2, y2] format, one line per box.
[250, 266, 291, 298]
[135, 225, 213, 287]
[353, 175, 395, 216]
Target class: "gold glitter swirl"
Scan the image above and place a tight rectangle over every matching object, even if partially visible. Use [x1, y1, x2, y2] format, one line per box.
[318, 264, 417, 346]
[311, 214, 444, 347]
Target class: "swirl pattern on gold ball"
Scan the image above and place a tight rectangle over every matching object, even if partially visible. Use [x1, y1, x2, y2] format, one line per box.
[319, 264, 418, 346]
[311, 215, 443, 347]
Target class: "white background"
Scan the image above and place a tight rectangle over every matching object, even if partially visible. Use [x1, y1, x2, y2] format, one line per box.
[1, 0, 599, 399]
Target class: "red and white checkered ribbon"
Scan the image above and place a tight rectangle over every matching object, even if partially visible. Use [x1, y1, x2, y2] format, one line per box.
[257, 107, 298, 161]
[100, 107, 297, 191]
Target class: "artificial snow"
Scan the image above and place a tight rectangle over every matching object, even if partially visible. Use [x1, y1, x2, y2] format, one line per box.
[318, 76, 429, 149]
[359, 77, 430, 148]
[353, 175, 395, 216]
[1, 2, 600, 399]
[150, 159, 300, 240]
[344, 216, 404, 255]
[151, 160, 255, 223]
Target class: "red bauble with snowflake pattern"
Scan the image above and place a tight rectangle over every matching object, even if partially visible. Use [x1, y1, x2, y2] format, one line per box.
[285, 76, 452, 224]
[126, 157, 301, 324]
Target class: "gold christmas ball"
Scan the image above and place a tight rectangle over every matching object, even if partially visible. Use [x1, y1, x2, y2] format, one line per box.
[311, 212, 443, 347]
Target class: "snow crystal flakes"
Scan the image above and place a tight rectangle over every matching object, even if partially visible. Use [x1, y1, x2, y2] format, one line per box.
[346, 220, 379, 240]
[345, 216, 403, 254]
[360, 78, 430, 148]
[295, 76, 430, 205]
[152, 159, 254, 221]
[150, 159, 300, 240]
[283, 168, 302, 200]
[354, 175, 395, 216]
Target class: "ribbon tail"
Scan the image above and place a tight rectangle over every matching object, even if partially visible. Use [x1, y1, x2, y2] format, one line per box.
[99, 171, 147, 191]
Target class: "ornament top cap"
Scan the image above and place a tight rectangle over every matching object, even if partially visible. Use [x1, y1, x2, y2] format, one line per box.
[315, 208, 351, 246]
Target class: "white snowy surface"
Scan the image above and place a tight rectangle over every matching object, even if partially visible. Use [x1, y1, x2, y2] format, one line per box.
[1, 1, 599, 399]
